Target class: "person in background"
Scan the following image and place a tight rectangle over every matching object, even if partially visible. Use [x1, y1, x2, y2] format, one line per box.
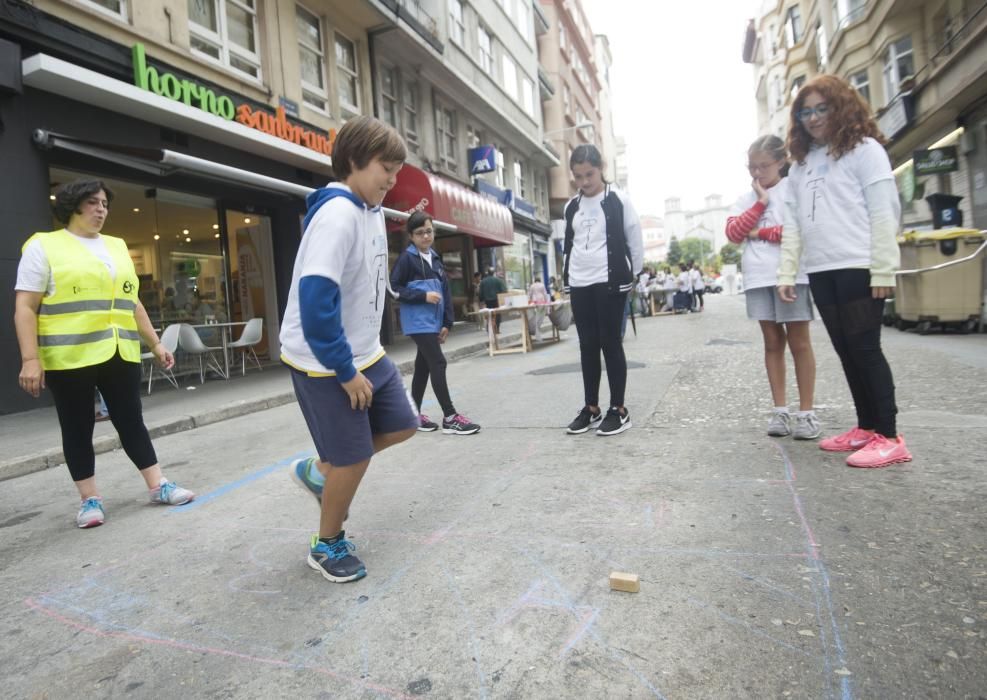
[478, 267, 507, 334]
[690, 262, 706, 312]
[726, 134, 820, 440]
[561, 144, 644, 437]
[14, 179, 194, 529]
[778, 75, 910, 468]
[391, 211, 480, 435]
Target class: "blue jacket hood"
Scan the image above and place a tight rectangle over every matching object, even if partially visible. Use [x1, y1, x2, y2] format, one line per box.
[302, 185, 367, 233]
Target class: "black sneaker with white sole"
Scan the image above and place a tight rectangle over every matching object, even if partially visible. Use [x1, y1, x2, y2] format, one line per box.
[566, 407, 603, 434]
[596, 407, 631, 436]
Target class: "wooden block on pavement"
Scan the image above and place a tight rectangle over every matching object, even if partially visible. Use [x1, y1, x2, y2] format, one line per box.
[609, 571, 640, 593]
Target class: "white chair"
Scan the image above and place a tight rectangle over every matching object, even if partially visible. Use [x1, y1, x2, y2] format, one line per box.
[177, 323, 228, 383]
[228, 317, 264, 375]
[141, 324, 180, 393]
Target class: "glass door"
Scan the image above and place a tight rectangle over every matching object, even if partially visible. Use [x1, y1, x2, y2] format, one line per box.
[225, 209, 279, 360]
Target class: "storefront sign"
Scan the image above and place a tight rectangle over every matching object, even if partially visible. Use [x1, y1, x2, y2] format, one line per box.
[473, 179, 536, 220]
[132, 43, 334, 156]
[914, 146, 959, 176]
[468, 145, 497, 175]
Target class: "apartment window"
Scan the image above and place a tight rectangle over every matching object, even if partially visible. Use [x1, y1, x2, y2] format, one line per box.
[832, 0, 866, 30]
[513, 159, 527, 198]
[189, 0, 262, 79]
[448, 0, 465, 45]
[81, 0, 127, 20]
[767, 23, 777, 57]
[816, 23, 828, 70]
[784, 6, 802, 47]
[380, 65, 399, 128]
[335, 32, 360, 115]
[882, 35, 914, 103]
[467, 124, 483, 150]
[790, 75, 806, 100]
[404, 82, 420, 149]
[296, 5, 328, 112]
[850, 70, 870, 104]
[502, 55, 518, 101]
[515, 0, 532, 42]
[437, 106, 458, 172]
[563, 84, 572, 117]
[495, 148, 505, 188]
[478, 26, 493, 74]
[521, 76, 534, 116]
[559, 21, 567, 53]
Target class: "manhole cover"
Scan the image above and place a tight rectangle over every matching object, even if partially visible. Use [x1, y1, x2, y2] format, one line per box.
[528, 360, 646, 375]
[705, 338, 751, 346]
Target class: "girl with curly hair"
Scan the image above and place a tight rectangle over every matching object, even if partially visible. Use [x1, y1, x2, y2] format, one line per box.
[777, 74, 911, 468]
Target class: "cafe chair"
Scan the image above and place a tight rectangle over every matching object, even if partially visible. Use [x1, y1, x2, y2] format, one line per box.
[141, 323, 180, 393]
[177, 323, 228, 383]
[228, 317, 264, 375]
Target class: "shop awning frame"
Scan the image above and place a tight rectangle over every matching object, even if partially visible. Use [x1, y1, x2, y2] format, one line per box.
[33, 131, 457, 231]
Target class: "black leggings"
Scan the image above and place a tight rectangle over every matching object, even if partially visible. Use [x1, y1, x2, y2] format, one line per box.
[808, 269, 898, 437]
[693, 289, 705, 309]
[409, 333, 456, 418]
[45, 353, 158, 482]
[570, 284, 628, 408]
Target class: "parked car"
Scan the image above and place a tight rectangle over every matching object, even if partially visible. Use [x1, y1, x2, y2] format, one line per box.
[705, 277, 723, 294]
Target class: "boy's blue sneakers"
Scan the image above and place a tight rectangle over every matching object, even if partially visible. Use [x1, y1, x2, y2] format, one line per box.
[290, 457, 348, 520]
[308, 533, 366, 583]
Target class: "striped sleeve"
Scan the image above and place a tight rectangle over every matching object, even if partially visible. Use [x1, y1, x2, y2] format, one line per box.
[725, 201, 767, 243]
[757, 225, 783, 243]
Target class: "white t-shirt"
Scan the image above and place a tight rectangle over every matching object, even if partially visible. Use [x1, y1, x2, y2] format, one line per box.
[730, 178, 807, 289]
[690, 268, 705, 291]
[16, 230, 117, 296]
[279, 185, 389, 374]
[418, 250, 433, 268]
[567, 190, 608, 286]
[786, 137, 898, 274]
[677, 271, 691, 293]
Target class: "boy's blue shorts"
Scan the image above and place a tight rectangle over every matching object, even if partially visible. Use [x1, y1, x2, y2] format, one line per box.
[290, 355, 417, 466]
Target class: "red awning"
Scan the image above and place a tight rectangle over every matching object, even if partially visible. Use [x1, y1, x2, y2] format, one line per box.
[383, 165, 514, 247]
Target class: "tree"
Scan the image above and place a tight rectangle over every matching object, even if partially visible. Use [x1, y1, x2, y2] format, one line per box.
[720, 243, 742, 268]
[678, 238, 708, 267]
[666, 237, 682, 267]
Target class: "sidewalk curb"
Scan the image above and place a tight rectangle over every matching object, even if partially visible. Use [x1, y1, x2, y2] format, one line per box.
[0, 333, 516, 483]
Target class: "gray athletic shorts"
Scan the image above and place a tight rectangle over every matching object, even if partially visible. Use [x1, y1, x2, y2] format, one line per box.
[290, 355, 418, 466]
[745, 284, 815, 323]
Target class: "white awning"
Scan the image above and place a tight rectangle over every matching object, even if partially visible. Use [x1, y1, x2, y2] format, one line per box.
[22, 53, 333, 175]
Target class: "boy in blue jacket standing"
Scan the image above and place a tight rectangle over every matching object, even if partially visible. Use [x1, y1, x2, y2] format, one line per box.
[281, 116, 417, 583]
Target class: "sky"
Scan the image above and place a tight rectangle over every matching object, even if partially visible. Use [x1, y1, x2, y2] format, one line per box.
[581, 0, 764, 217]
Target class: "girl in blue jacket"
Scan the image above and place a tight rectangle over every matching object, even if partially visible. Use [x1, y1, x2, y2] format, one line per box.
[390, 211, 480, 435]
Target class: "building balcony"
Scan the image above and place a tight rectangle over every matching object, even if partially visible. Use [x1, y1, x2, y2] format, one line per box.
[533, 1, 550, 35]
[538, 65, 556, 99]
[396, 0, 443, 53]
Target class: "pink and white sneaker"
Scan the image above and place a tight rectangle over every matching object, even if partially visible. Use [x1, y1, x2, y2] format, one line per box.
[846, 434, 912, 469]
[819, 427, 874, 452]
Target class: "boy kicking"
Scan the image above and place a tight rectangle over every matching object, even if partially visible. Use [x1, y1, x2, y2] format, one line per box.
[280, 116, 417, 583]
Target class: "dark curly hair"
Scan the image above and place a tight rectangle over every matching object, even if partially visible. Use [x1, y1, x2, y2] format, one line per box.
[787, 75, 886, 164]
[406, 209, 433, 234]
[51, 179, 115, 225]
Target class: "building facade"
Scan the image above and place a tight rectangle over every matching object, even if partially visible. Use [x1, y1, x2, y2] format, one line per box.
[745, 0, 987, 230]
[663, 195, 730, 260]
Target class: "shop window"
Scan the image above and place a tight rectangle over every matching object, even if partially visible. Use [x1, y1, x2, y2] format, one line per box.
[436, 105, 458, 172]
[188, 0, 262, 80]
[882, 35, 914, 104]
[477, 25, 494, 75]
[503, 232, 532, 290]
[335, 32, 361, 116]
[80, 0, 128, 21]
[296, 4, 328, 113]
[380, 64, 399, 129]
[404, 82, 420, 151]
[448, 0, 465, 46]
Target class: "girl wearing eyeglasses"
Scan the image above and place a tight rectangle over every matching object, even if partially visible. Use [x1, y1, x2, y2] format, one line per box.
[390, 211, 480, 435]
[777, 75, 910, 468]
[726, 135, 819, 440]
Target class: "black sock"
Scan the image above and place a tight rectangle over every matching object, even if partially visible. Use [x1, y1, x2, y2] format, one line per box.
[319, 530, 344, 546]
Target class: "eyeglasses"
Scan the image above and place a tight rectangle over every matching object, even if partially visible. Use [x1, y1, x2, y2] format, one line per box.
[796, 104, 830, 122]
[748, 160, 780, 173]
[414, 228, 435, 237]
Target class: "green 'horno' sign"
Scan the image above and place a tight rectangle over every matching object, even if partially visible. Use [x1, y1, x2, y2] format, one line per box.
[132, 43, 236, 120]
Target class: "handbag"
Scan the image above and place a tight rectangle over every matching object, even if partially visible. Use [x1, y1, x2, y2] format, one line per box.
[549, 302, 572, 330]
[399, 278, 443, 334]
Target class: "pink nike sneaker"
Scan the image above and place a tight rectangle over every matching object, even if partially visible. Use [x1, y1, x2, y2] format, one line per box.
[846, 434, 912, 469]
[819, 427, 874, 452]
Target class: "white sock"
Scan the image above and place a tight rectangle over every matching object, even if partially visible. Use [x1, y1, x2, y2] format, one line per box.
[795, 410, 815, 417]
[773, 406, 789, 414]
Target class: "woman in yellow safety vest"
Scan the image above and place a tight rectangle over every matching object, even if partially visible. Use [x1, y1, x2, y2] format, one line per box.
[14, 179, 195, 529]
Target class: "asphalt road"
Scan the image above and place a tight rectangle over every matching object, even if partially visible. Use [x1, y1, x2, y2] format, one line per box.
[1, 295, 984, 699]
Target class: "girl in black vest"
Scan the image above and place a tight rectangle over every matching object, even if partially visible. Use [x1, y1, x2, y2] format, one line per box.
[562, 145, 644, 436]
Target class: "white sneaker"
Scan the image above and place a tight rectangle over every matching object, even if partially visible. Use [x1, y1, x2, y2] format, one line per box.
[767, 411, 791, 437]
[76, 497, 105, 528]
[149, 479, 195, 505]
[793, 412, 822, 440]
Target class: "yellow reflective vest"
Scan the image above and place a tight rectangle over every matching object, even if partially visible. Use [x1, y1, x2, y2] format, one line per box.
[23, 229, 142, 370]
